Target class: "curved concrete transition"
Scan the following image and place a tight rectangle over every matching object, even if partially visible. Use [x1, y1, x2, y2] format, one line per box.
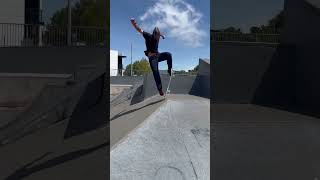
[111, 95, 210, 180]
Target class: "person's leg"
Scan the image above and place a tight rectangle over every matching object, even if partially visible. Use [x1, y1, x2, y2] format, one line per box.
[149, 56, 163, 93]
[158, 52, 172, 70]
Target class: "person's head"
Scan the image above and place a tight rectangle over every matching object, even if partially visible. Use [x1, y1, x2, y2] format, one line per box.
[153, 27, 161, 40]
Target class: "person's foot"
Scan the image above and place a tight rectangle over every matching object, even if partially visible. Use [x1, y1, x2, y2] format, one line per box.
[168, 68, 172, 76]
[159, 89, 164, 96]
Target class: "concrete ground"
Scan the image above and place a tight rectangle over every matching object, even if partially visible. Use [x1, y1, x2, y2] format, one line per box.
[212, 104, 320, 180]
[0, 120, 108, 180]
[110, 95, 166, 147]
[111, 95, 210, 180]
[110, 84, 133, 101]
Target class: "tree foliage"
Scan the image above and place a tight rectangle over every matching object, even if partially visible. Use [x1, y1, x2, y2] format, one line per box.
[214, 10, 284, 34]
[44, 0, 108, 46]
[124, 58, 151, 76]
[250, 10, 284, 34]
[48, 0, 106, 27]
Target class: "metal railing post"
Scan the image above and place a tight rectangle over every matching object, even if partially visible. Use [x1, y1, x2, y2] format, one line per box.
[67, 0, 72, 46]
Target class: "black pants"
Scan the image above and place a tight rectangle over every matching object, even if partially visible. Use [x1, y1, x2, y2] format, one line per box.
[148, 52, 172, 91]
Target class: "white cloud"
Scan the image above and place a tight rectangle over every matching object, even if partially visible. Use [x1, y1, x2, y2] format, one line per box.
[139, 0, 206, 48]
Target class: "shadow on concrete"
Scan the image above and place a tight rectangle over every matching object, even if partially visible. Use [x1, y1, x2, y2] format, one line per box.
[189, 75, 210, 99]
[252, 43, 320, 118]
[304, 0, 320, 14]
[64, 75, 107, 138]
[130, 85, 144, 105]
[5, 142, 108, 180]
[110, 98, 165, 121]
[252, 44, 297, 110]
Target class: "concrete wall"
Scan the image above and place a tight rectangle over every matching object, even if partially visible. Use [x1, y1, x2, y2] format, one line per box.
[0, 74, 72, 108]
[0, 0, 24, 23]
[212, 0, 320, 118]
[190, 59, 211, 98]
[281, 0, 320, 45]
[212, 42, 277, 103]
[251, 44, 297, 108]
[110, 76, 143, 85]
[295, 44, 320, 107]
[142, 73, 196, 99]
[253, 0, 320, 116]
[0, 47, 107, 74]
[0, 0, 25, 46]
[281, 0, 320, 108]
[0, 47, 108, 143]
[0, 47, 107, 112]
[142, 59, 210, 99]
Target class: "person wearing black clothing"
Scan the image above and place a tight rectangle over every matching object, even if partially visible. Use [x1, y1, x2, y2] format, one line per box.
[130, 18, 172, 96]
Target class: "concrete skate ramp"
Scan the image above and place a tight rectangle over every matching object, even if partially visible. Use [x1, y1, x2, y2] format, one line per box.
[212, 42, 277, 103]
[143, 73, 196, 98]
[110, 59, 210, 147]
[110, 58, 210, 120]
[213, 0, 320, 117]
[0, 48, 106, 73]
[0, 48, 107, 145]
[253, 0, 320, 116]
[0, 73, 74, 137]
[110, 76, 143, 86]
[111, 95, 210, 180]
[143, 59, 210, 99]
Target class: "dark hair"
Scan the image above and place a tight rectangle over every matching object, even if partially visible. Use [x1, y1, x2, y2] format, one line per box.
[153, 27, 160, 38]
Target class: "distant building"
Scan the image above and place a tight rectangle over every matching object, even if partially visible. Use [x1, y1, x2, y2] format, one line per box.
[0, 0, 42, 24]
[0, 0, 43, 46]
[110, 50, 126, 76]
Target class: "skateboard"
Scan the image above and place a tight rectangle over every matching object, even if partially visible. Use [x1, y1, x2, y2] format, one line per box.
[165, 69, 174, 97]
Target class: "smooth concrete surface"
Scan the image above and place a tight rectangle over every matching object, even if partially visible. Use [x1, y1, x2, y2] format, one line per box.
[282, 0, 320, 44]
[190, 59, 211, 98]
[111, 95, 210, 180]
[0, 122, 108, 180]
[0, 74, 73, 128]
[110, 95, 165, 147]
[212, 104, 320, 180]
[0, 47, 108, 179]
[110, 84, 133, 101]
[0, 48, 107, 74]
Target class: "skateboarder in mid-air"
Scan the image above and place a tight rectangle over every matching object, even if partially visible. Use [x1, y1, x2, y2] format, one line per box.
[130, 18, 172, 96]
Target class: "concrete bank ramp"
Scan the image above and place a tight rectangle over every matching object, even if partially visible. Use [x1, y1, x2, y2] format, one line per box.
[111, 95, 210, 180]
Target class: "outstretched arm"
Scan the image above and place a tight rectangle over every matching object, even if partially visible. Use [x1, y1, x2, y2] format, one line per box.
[130, 18, 143, 34]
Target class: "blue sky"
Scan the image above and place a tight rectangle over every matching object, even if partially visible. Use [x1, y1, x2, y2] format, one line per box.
[110, 0, 210, 71]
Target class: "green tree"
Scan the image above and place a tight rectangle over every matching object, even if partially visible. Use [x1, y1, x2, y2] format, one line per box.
[48, 0, 105, 27]
[249, 10, 284, 34]
[267, 10, 284, 33]
[174, 70, 187, 75]
[44, 0, 107, 46]
[124, 58, 151, 76]
[223, 27, 242, 33]
[188, 65, 199, 74]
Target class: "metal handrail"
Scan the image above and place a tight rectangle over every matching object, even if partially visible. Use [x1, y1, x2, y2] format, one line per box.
[213, 32, 281, 43]
[0, 23, 106, 47]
